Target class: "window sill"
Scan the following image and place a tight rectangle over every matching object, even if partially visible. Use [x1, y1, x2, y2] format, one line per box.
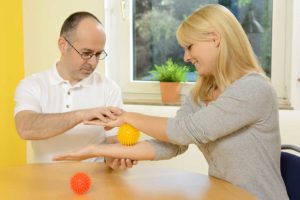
[124, 96, 292, 110]
[278, 98, 293, 110]
[123, 98, 181, 106]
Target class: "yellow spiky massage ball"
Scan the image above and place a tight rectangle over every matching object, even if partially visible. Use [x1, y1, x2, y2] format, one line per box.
[117, 124, 140, 146]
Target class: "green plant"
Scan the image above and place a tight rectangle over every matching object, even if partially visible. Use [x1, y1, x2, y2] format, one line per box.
[149, 58, 189, 82]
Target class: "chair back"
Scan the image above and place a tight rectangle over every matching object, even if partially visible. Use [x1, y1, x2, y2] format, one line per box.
[281, 144, 300, 200]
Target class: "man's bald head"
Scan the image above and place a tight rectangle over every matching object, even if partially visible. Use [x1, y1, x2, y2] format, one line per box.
[60, 11, 102, 40]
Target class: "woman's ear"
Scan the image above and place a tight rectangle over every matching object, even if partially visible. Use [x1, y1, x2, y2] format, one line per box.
[212, 31, 221, 47]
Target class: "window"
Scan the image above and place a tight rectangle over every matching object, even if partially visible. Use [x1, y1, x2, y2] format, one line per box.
[133, 0, 272, 81]
[104, 0, 296, 107]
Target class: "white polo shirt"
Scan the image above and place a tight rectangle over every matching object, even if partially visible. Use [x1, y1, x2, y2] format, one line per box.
[14, 63, 123, 163]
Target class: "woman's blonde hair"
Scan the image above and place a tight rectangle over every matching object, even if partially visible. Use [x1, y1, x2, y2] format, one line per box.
[176, 4, 265, 104]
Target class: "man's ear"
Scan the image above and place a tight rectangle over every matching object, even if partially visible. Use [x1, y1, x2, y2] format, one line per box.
[212, 31, 221, 47]
[58, 37, 67, 53]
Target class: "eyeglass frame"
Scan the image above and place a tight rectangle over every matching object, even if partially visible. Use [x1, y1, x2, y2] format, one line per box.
[63, 36, 108, 60]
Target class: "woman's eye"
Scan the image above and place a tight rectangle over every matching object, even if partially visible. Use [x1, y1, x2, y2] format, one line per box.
[187, 44, 193, 50]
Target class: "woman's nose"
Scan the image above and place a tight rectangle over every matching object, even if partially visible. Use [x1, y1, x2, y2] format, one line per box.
[183, 50, 191, 63]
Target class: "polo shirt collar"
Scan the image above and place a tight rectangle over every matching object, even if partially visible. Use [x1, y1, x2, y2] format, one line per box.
[49, 62, 94, 87]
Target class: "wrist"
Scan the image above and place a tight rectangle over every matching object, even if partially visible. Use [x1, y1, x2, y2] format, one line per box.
[92, 144, 103, 157]
[74, 109, 84, 123]
[122, 112, 130, 124]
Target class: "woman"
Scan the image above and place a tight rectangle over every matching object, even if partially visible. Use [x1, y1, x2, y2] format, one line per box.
[54, 4, 288, 199]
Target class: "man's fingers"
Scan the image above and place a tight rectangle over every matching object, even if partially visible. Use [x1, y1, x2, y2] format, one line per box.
[104, 126, 113, 131]
[105, 157, 137, 170]
[133, 160, 138, 165]
[97, 107, 123, 120]
[95, 113, 109, 122]
[84, 119, 106, 126]
[100, 109, 116, 120]
[119, 159, 127, 170]
[108, 107, 124, 115]
[109, 158, 121, 169]
[125, 159, 133, 168]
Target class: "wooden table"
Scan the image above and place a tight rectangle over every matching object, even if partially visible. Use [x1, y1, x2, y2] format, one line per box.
[0, 162, 256, 200]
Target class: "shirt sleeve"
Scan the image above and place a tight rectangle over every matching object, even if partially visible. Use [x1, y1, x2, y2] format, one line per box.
[14, 76, 42, 116]
[167, 74, 275, 145]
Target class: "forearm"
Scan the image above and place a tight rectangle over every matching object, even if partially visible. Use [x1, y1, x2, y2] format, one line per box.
[53, 141, 156, 162]
[15, 110, 82, 140]
[95, 141, 155, 161]
[123, 112, 169, 142]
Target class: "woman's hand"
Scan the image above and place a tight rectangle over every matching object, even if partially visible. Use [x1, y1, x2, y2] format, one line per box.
[84, 112, 126, 129]
[53, 144, 138, 170]
[79, 106, 124, 124]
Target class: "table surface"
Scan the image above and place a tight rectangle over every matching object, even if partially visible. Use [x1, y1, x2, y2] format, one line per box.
[0, 162, 256, 200]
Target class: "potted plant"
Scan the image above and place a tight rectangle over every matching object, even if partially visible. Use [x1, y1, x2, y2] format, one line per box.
[149, 58, 189, 104]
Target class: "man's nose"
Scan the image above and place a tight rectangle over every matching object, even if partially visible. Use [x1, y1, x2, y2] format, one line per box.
[87, 55, 98, 65]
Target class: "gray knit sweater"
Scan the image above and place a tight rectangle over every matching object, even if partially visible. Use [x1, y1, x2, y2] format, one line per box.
[149, 73, 289, 200]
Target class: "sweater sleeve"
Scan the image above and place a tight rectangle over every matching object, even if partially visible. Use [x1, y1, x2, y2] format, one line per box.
[175, 94, 200, 117]
[144, 95, 194, 160]
[147, 139, 188, 160]
[167, 74, 275, 145]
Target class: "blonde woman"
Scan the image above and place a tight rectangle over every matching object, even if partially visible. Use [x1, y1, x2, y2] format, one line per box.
[55, 4, 289, 199]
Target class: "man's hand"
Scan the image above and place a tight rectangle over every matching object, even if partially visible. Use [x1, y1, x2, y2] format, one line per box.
[103, 136, 138, 170]
[105, 157, 138, 170]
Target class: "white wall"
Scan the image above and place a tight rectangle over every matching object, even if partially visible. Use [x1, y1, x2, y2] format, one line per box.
[23, 0, 105, 76]
[279, 110, 300, 145]
[288, 0, 300, 109]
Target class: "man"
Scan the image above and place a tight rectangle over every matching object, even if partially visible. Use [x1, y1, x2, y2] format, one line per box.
[14, 11, 134, 169]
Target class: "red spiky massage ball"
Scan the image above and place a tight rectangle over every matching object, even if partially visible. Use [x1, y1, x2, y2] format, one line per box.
[70, 172, 91, 194]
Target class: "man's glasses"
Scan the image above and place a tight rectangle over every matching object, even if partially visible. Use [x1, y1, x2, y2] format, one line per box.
[63, 37, 107, 60]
